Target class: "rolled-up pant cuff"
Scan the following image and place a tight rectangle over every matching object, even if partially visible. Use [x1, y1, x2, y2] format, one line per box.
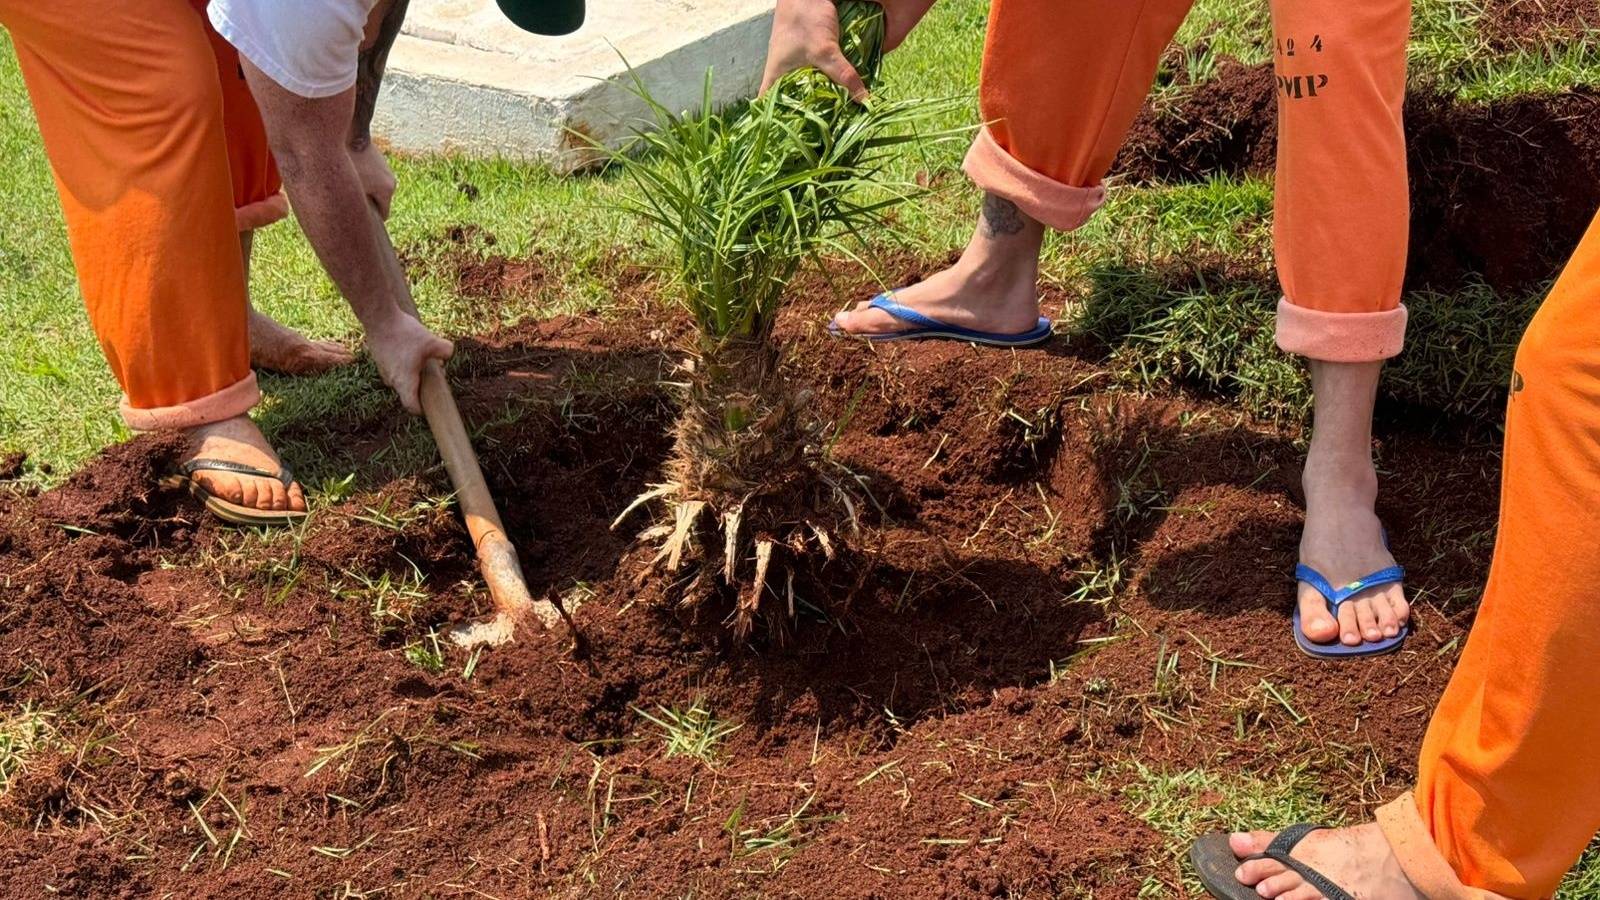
[1376, 792, 1511, 900]
[120, 372, 260, 432]
[962, 127, 1106, 232]
[1275, 298, 1408, 362]
[235, 192, 288, 231]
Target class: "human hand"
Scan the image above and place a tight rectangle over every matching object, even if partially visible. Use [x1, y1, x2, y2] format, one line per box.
[366, 312, 454, 414]
[760, 0, 934, 100]
[350, 142, 398, 220]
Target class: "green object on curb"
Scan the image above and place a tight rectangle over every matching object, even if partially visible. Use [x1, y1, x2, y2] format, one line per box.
[495, 0, 585, 36]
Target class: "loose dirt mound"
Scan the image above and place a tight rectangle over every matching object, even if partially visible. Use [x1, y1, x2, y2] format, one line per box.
[1482, 0, 1596, 50]
[0, 263, 1500, 896]
[1116, 62, 1600, 295]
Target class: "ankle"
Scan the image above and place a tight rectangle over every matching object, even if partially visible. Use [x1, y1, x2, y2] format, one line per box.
[952, 248, 1039, 295]
[1302, 450, 1378, 502]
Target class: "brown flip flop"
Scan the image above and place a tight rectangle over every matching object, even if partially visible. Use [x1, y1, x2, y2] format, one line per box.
[176, 458, 309, 527]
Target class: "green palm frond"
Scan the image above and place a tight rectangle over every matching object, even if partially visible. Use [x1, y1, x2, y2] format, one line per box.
[606, 1, 964, 346]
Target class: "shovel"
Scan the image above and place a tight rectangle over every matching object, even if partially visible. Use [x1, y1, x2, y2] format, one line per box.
[364, 200, 562, 648]
[417, 360, 565, 647]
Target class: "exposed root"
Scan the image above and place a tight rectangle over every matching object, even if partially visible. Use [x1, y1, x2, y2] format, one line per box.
[612, 338, 863, 639]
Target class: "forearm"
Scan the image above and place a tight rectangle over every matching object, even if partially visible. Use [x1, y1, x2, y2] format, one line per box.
[276, 147, 411, 332]
[350, 0, 410, 151]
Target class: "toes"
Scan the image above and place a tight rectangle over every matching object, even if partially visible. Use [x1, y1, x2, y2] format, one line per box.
[196, 473, 243, 506]
[314, 341, 356, 364]
[1388, 590, 1411, 630]
[265, 477, 289, 512]
[1234, 857, 1287, 886]
[1335, 601, 1362, 646]
[1283, 886, 1325, 900]
[1229, 830, 1277, 858]
[236, 474, 262, 512]
[1256, 870, 1307, 898]
[1354, 595, 1383, 643]
[1374, 586, 1403, 637]
[287, 481, 308, 513]
[1296, 586, 1340, 643]
[832, 308, 899, 337]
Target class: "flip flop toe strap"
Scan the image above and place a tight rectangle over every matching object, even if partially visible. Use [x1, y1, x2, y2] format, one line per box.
[868, 294, 945, 330]
[1296, 563, 1405, 607]
[183, 458, 295, 488]
[1250, 824, 1355, 900]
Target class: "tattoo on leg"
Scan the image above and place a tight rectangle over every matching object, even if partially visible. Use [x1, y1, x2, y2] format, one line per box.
[981, 194, 1025, 238]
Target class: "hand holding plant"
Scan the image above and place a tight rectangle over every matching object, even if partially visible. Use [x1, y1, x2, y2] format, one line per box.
[761, 0, 936, 99]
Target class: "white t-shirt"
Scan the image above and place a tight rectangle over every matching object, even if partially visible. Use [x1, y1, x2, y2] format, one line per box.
[209, 0, 379, 98]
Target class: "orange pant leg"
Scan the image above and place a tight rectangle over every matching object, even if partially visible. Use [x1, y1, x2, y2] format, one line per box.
[1376, 211, 1600, 899]
[963, 0, 1195, 232]
[0, 0, 258, 429]
[192, 0, 288, 231]
[1268, 0, 1411, 362]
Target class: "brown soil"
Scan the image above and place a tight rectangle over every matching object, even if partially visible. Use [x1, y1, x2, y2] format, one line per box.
[1482, 0, 1596, 51]
[1116, 64, 1600, 295]
[0, 262, 1501, 897]
[0, 450, 24, 481]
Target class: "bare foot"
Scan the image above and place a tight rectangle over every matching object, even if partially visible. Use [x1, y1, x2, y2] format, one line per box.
[249, 309, 355, 376]
[185, 415, 307, 514]
[1298, 450, 1409, 647]
[1231, 823, 1424, 900]
[831, 193, 1045, 337]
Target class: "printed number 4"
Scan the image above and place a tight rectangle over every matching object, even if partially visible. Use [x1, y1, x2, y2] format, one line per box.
[1281, 35, 1325, 56]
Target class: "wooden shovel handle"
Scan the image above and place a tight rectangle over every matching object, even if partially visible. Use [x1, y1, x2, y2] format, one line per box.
[418, 360, 560, 644]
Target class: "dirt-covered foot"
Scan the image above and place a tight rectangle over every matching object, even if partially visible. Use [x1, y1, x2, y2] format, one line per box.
[185, 415, 307, 514]
[249, 309, 355, 376]
[1298, 451, 1409, 646]
[1231, 823, 1424, 900]
[830, 193, 1045, 337]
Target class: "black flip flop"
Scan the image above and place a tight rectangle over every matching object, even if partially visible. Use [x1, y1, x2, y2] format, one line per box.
[1191, 825, 1354, 900]
[176, 458, 308, 527]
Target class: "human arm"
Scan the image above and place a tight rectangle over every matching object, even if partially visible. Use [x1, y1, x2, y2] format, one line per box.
[241, 60, 451, 414]
[348, 0, 410, 218]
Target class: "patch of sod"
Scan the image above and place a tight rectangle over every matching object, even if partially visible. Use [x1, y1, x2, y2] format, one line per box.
[1119, 760, 1600, 898]
[1116, 761, 1338, 894]
[1065, 175, 1541, 426]
[1173, 0, 1600, 101]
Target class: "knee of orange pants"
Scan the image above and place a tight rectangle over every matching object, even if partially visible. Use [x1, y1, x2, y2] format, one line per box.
[962, 0, 1193, 232]
[1269, 0, 1411, 363]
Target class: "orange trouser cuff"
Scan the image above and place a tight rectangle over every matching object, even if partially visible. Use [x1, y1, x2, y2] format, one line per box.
[120, 372, 260, 432]
[962, 127, 1106, 232]
[236, 192, 289, 231]
[1377, 793, 1514, 900]
[1275, 298, 1408, 361]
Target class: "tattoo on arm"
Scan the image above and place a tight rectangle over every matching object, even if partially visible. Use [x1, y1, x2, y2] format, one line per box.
[350, 0, 411, 151]
[981, 194, 1025, 238]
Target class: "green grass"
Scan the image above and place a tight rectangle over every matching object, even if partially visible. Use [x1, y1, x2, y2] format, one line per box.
[634, 701, 741, 764]
[0, 702, 60, 793]
[1119, 762, 1600, 897]
[1119, 762, 1338, 894]
[1175, 0, 1600, 100]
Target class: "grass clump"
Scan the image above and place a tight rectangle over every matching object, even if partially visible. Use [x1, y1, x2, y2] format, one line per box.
[634, 702, 741, 764]
[1117, 762, 1337, 894]
[0, 703, 60, 793]
[609, 0, 959, 637]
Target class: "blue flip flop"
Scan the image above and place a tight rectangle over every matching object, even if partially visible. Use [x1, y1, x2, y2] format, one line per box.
[829, 293, 1053, 347]
[1293, 555, 1407, 659]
